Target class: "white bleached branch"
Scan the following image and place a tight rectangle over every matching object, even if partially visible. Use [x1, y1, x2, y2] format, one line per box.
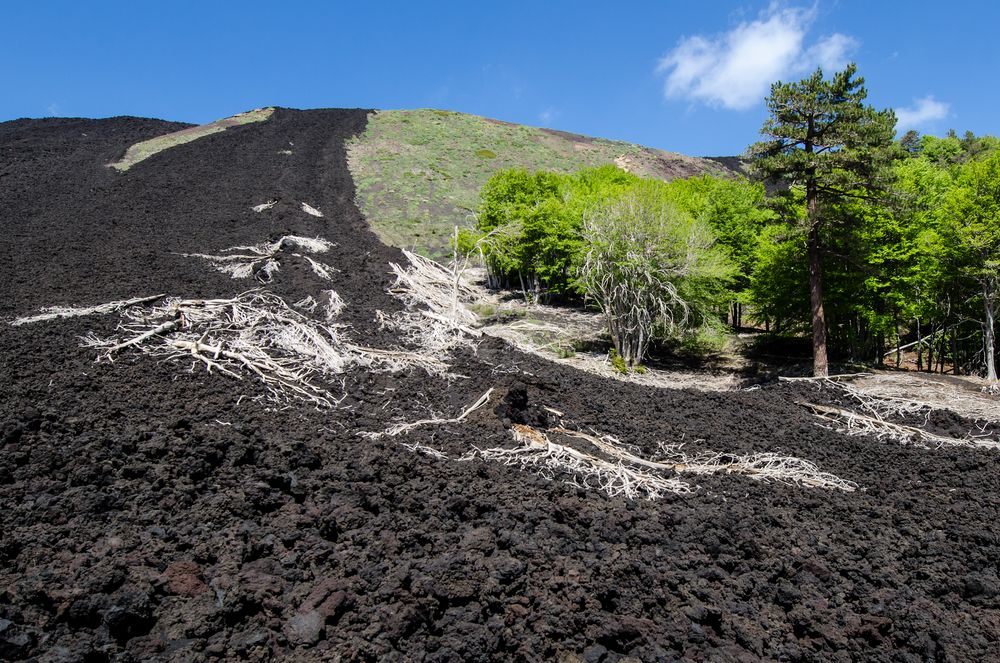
[380, 250, 484, 357]
[301, 202, 324, 217]
[470, 425, 694, 500]
[322, 290, 344, 320]
[553, 427, 856, 492]
[79, 290, 449, 408]
[800, 401, 1000, 451]
[10, 294, 165, 326]
[180, 235, 335, 283]
[360, 389, 493, 439]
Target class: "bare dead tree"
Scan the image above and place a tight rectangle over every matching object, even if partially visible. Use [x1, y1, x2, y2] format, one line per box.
[579, 185, 730, 367]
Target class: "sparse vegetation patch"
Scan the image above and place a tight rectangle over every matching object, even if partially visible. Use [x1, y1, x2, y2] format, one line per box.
[110, 107, 274, 171]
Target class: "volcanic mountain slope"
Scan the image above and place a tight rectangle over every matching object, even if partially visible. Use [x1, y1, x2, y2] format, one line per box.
[1, 109, 1000, 662]
[345, 109, 740, 256]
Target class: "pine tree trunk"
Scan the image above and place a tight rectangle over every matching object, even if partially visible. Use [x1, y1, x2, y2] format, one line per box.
[807, 213, 829, 377]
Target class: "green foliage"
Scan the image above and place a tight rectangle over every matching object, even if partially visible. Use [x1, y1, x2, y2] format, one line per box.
[750, 64, 898, 203]
[748, 125, 1000, 376]
[749, 225, 810, 332]
[475, 166, 644, 297]
[939, 152, 1000, 379]
[899, 130, 922, 156]
[748, 63, 898, 375]
[609, 349, 629, 374]
[921, 134, 964, 166]
[942, 151, 1000, 272]
[475, 149, 497, 159]
[475, 164, 758, 307]
[921, 132, 1000, 167]
[661, 175, 773, 295]
[476, 169, 577, 296]
[555, 343, 576, 359]
[454, 226, 483, 260]
[580, 181, 733, 366]
[474, 164, 753, 363]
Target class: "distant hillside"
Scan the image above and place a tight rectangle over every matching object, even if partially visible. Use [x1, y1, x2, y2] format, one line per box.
[347, 109, 740, 256]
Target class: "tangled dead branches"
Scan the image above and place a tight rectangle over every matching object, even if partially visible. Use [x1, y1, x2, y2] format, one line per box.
[836, 382, 933, 424]
[789, 377, 1000, 450]
[551, 428, 856, 491]
[181, 235, 338, 283]
[470, 425, 695, 500]
[81, 291, 351, 406]
[380, 250, 482, 354]
[378, 394, 857, 498]
[360, 389, 493, 439]
[800, 401, 1000, 451]
[294, 290, 344, 321]
[79, 290, 447, 408]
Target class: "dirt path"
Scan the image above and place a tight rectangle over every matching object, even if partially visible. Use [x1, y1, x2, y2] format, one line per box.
[2, 111, 1000, 662]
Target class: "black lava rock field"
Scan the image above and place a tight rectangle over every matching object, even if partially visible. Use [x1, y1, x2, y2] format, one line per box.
[2, 109, 999, 662]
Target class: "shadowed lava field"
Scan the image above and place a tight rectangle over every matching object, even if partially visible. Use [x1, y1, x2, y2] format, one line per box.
[1, 109, 999, 662]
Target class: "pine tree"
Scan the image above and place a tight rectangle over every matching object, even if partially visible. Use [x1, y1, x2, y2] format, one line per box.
[749, 64, 897, 376]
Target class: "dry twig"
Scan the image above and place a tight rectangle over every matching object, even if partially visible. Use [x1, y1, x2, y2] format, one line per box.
[252, 200, 277, 213]
[181, 235, 335, 283]
[360, 389, 493, 439]
[778, 373, 873, 382]
[552, 427, 856, 492]
[301, 202, 323, 217]
[11, 294, 165, 326]
[468, 425, 694, 500]
[799, 401, 1000, 450]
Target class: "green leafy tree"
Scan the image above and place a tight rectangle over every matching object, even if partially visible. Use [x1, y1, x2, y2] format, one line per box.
[921, 132, 1000, 167]
[664, 175, 773, 328]
[749, 64, 897, 375]
[474, 166, 640, 299]
[474, 169, 572, 297]
[940, 152, 1000, 381]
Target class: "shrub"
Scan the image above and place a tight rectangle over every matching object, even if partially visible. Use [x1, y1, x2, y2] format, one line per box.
[580, 182, 733, 367]
[609, 349, 630, 374]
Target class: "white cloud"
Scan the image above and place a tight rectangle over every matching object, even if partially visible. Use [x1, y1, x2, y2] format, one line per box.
[803, 33, 857, 72]
[46, 103, 59, 116]
[539, 107, 560, 126]
[895, 96, 950, 131]
[656, 4, 858, 110]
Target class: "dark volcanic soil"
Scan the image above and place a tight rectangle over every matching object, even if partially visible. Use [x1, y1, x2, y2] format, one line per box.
[2, 110, 1000, 662]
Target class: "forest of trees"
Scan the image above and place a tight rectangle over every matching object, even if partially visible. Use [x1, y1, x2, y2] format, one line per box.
[464, 65, 1000, 381]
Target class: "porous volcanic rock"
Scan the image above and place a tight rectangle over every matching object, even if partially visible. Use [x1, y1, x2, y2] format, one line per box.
[2, 110, 999, 661]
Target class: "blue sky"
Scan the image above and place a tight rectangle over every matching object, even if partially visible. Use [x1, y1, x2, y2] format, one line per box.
[3, 1, 998, 156]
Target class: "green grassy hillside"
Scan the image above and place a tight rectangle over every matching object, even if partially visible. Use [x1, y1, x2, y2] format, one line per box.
[347, 109, 736, 256]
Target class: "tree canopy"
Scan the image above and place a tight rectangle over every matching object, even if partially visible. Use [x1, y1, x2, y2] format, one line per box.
[749, 63, 897, 376]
